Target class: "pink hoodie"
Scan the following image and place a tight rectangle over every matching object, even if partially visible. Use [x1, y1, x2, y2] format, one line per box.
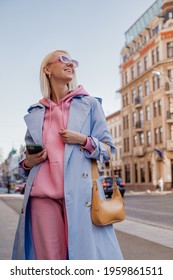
[30, 86, 89, 198]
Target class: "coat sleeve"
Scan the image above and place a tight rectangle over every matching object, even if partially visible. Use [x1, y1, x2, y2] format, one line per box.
[19, 129, 35, 173]
[83, 97, 115, 164]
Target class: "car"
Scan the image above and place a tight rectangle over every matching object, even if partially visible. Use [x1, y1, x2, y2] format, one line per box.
[15, 183, 26, 194]
[101, 176, 125, 198]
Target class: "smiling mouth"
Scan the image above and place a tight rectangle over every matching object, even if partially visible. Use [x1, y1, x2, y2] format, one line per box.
[65, 68, 73, 73]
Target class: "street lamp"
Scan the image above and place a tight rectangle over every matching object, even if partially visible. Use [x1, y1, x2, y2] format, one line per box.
[152, 69, 173, 92]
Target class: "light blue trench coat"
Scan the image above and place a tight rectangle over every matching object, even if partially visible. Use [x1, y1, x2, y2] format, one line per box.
[12, 95, 123, 260]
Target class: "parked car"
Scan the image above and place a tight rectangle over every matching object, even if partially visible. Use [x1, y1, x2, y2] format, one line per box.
[15, 183, 26, 194]
[101, 176, 125, 198]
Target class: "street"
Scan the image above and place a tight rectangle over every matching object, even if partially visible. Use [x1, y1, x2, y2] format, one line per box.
[0, 190, 173, 260]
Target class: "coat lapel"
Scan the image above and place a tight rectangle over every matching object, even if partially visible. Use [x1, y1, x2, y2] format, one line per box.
[24, 106, 45, 145]
[64, 97, 91, 167]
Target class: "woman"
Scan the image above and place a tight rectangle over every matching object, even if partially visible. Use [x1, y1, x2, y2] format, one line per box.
[12, 49, 123, 260]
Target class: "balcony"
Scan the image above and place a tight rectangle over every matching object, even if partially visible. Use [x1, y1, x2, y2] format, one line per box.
[133, 146, 145, 157]
[135, 120, 144, 132]
[165, 82, 173, 95]
[167, 111, 173, 123]
[166, 140, 173, 151]
[135, 97, 142, 108]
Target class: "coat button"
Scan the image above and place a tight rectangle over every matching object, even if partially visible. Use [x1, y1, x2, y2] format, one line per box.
[21, 208, 24, 214]
[82, 173, 88, 178]
[86, 201, 91, 207]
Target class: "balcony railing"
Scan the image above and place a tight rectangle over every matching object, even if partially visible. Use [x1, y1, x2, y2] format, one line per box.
[135, 121, 144, 129]
[167, 140, 173, 151]
[133, 146, 145, 157]
[167, 111, 173, 123]
[135, 97, 142, 105]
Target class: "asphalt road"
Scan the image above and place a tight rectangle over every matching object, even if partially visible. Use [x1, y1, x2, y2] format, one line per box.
[123, 192, 173, 230]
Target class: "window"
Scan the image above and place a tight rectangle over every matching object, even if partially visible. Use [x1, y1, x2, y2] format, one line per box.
[127, 137, 129, 152]
[123, 116, 128, 130]
[157, 75, 160, 88]
[123, 93, 128, 107]
[137, 61, 142, 75]
[139, 109, 144, 126]
[168, 69, 173, 80]
[119, 148, 122, 160]
[119, 125, 121, 137]
[156, 47, 160, 62]
[159, 127, 163, 143]
[146, 105, 150, 120]
[155, 128, 159, 144]
[144, 56, 148, 70]
[133, 135, 138, 147]
[126, 116, 129, 129]
[134, 163, 138, 183]
[140, 167, 145, 183]
[133, 112, 137, 126]
[123, 117, 126, 130]
[114, 127, 117, 138]
[158, 99, 162, 116]
[147, 130, 151, 146]
[131, 66, 135, 80]
[145, 80, 150, 96]
[152, 25, 159, 36]
[132, 89, 136, 103]
[140, 133, 144, 145]
[148, 162, 152, 182]
[125, 164, 130, 183]
[151, 49, 155, 65]
[167, 42, 173, 58]
[138, 85, 143, 102]
[153, 102, 158, 117]
[124, 138, 126, 152]
[153, 76, 157, 91]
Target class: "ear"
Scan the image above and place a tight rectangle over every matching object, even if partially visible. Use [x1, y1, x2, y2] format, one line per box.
[43, 66, 51, 75]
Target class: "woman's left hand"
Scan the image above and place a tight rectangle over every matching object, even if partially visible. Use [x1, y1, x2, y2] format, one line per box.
[59, 129, 87, 145]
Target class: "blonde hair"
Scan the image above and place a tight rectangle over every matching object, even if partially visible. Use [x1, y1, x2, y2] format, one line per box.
[40, 50, 78, 98]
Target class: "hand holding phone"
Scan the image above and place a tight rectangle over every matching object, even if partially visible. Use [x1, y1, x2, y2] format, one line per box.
[24, 145, 47, 169]
[26, 144, 44, 154]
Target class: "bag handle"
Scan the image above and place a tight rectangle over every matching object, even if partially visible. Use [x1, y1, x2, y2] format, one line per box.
[91, 143, 117, 190]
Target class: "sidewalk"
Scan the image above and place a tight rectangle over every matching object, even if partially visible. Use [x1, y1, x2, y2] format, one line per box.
[114, 219, 173, 249]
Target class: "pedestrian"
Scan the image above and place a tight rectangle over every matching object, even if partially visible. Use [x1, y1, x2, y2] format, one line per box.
[12, 49, 123, 260]
[6, 180, 11, 194]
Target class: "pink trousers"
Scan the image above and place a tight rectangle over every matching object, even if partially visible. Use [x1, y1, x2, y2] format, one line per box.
[30, 197, 68, 260]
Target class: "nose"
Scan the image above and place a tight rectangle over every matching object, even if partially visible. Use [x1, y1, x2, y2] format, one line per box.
[67, 61, 74, 67]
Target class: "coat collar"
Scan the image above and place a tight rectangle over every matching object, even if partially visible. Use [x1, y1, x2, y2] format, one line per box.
[24, 97, 91, 167]
[64, 96, 91, 168]
[24, 105, 45, 145]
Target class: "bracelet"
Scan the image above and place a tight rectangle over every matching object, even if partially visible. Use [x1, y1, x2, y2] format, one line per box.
[23, 161, 31, 169]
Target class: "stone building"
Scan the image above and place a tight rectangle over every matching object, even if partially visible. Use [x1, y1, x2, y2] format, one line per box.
[119, 0, 173, 191]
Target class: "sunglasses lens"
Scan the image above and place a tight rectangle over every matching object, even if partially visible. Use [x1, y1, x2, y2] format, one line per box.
[72, 60, 79, 67]
[61, 55, 69, 63]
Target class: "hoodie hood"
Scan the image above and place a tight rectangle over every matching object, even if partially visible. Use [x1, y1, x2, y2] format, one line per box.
[39, 85, 89, 109]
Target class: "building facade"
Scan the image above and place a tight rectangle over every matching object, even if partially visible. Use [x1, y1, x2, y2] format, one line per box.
[119, 0, 173, 191]
[105, 111, 122, 177]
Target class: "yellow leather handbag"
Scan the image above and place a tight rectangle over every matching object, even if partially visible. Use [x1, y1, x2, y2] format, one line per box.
[91, 145, 125, 226]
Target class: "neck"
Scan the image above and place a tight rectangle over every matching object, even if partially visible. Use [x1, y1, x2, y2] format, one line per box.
[50, 81, 69, 103]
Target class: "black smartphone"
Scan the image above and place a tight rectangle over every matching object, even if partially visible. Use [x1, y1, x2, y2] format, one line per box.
[26, 144, 44, 154]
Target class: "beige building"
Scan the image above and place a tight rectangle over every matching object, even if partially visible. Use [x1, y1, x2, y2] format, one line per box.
[119, 0, 173, 191]
[105, 111, 122, 177]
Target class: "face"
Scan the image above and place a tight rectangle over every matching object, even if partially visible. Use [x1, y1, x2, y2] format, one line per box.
[44, 51, 77, 82]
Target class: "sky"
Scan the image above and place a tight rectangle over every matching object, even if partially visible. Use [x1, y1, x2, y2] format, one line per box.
[0, 0, 157, 160]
